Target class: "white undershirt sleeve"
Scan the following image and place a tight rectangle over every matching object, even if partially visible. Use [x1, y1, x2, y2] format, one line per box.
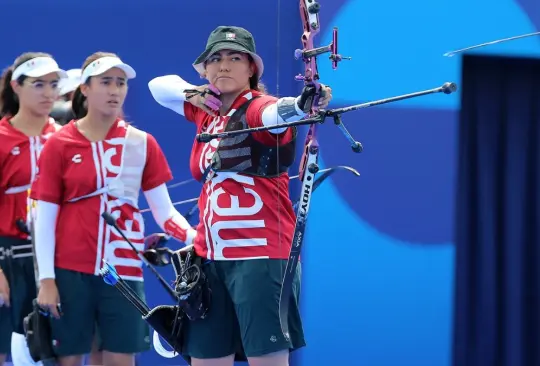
[148, 75, 197, 116]
[34, 201, 59, 280]
[261, 96, 307, 134]
[143, 183, 196, 245]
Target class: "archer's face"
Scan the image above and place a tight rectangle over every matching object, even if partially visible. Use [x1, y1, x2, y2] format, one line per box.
[204, 49, 255, 94]
[82, 68, 128, 118]
[12, 73, 60, 117]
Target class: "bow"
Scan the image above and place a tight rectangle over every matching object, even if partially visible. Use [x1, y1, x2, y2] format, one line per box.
[194, 0, 457, 341]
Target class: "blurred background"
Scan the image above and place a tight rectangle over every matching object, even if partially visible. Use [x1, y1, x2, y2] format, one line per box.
[2, 0, 540, 365]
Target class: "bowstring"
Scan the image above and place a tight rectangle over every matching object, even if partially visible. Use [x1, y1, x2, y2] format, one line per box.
[275, 0, 283, 295]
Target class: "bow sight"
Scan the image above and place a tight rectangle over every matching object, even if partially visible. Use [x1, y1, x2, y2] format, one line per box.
[294, 27, 351, 72]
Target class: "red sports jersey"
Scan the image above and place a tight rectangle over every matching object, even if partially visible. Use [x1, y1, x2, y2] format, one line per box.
[30, 119, 172, 281]
[0, 117, 60, 239]
[184, 90, 296, 260]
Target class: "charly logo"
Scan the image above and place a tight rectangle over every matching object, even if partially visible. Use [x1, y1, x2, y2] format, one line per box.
[72, 154, 82, 163]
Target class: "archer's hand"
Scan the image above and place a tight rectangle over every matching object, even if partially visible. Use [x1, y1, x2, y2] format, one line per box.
[144, 233, 169, 250]
[297, 84, 333, 112]
[0, 270, 10, 307]
[185, 85, 222, 117]
[318, 84, 333, 109]
[37, 279, 62, 319]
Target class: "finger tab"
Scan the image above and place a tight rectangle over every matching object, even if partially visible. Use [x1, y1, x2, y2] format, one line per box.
[207, 84, 221, 95]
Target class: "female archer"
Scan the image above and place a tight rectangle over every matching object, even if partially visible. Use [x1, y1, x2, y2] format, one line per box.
[30, 51, 196, 366]
[0, 52, 67, 366]
[148, 25, 332, 366]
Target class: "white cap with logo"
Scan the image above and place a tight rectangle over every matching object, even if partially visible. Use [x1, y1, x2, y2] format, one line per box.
[11, 57, 68, 81]
[80, 56, 136, 84]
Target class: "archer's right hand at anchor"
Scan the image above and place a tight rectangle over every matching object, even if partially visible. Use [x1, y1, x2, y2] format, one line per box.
[296, 83, 333, 113]
[185, 85, 222, 117]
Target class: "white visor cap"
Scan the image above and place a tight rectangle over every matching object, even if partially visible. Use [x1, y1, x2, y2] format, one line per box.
[80, 56, 136, 84]
[11, 57, 68, 81]
[58, 69, 82, 96]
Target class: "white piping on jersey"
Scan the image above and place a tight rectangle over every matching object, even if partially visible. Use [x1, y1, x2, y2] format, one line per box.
[203, 181, 213, 260]
[91, 142, 103, 190]
[29, 137, 38, 184]
[94, 194, 106, 275]
[98, 142, 108, 188]
[26, 136, 42, 230]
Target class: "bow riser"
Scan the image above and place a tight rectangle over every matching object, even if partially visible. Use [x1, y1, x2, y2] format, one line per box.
[299, 0, 322, 113]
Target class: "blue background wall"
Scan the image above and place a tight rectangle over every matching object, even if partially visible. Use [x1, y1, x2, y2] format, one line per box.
[2, 0, 540, 365]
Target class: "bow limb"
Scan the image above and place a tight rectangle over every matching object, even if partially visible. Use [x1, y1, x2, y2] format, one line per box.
[291, 165, 360, 211]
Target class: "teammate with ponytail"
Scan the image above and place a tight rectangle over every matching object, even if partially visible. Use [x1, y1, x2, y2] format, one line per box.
[0, 52, 67, 366]
[30, 51, 195, 366]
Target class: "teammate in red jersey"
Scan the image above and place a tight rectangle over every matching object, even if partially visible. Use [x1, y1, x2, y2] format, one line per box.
[0, 52, 67, 366]
[31, 51, 195, 366]
[149, 26, 332, 366]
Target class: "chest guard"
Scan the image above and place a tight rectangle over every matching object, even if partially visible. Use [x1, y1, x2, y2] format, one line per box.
[209, 97, 297, 179]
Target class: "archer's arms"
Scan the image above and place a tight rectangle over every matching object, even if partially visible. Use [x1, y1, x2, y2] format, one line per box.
[148, 75, 194, 116]
[143, 183, 196, 246]
[148, 75, 331, 134]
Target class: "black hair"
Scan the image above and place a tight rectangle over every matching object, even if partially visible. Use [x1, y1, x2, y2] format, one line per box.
[247, 55, 266, 93]
[0, 52, 53, 117]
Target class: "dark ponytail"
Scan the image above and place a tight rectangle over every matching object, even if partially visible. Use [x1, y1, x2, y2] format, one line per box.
[250, 77, 267, 94]
[247, 55, 267, 94]
[0, 66, 22, 118]
[71, 85, 87, 119]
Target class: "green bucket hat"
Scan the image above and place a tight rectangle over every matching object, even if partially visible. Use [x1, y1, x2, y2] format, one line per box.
[193, 26, 264, 79]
